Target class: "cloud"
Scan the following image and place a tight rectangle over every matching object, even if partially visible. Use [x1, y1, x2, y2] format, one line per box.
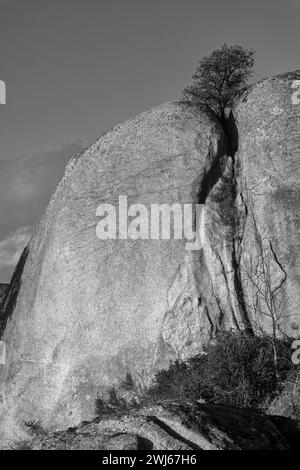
[0, 141, 84, 282]
[0, 226, 32, 269]
[0, 226, 33, 282]
[0, 141, 84, 238]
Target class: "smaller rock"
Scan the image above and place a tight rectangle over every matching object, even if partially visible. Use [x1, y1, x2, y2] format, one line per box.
[28, 401, 289, 450]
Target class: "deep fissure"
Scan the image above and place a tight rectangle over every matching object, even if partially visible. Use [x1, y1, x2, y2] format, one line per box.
[199, 108, 253, 333]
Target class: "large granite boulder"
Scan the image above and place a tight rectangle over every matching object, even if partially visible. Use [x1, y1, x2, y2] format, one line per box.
[1, 71, 299, 448]
[0, 102, 227, 444]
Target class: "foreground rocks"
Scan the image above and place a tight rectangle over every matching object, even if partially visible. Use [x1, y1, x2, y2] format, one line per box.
[20, 402, 289, 450]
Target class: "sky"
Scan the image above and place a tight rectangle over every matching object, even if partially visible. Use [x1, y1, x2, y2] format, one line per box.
[0, 0, 299, 282]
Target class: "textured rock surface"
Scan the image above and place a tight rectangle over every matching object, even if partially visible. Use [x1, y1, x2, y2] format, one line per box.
[198, 71, 300, 337]
[0, 71, 299, 447]
[0, 102, 227, 444]
[21, 402, 289, 450]
[234, 71, 300, 337]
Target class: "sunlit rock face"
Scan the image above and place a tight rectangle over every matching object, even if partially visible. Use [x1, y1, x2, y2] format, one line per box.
[234, 71, 300, 337]
[0, 102, 226, 444]
[0, 71, 299, 448]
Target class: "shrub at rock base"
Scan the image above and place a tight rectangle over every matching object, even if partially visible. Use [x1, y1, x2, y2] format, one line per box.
[146, 332, 293, 409]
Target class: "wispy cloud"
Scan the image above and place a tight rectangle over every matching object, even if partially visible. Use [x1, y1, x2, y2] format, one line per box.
[0, 141, 84, 237]
[0, 226, 32, 270]
[0, 141, 84, 282]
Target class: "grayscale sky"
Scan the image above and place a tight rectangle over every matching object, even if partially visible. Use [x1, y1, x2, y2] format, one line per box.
[0, 0, 299, 281]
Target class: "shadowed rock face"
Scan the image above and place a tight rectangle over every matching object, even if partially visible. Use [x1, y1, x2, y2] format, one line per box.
[0, 102, 227, 443]
[0, 284, 9, 307]
[0, 72, 299, 447]
[22, 402, 290, 450]
[0, 248, 28, 337]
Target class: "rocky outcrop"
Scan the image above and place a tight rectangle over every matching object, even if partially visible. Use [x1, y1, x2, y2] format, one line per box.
[234, 71, 300, 337]
[19, 401, 289, 450]
[196, 70, 300, 337]
[0, 71, 299, 447]
[0, 102, 228, 444]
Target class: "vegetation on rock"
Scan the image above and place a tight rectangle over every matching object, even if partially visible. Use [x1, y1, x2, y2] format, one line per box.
[146, 332, 294, 409]
[183, 44, 255, 123]
[94, 331, 296, 415]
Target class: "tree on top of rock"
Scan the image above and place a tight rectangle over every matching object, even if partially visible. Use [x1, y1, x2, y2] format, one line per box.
[183, 44, 255, 123]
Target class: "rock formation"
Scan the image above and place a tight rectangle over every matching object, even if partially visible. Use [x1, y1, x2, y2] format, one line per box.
[196, 70, 300, 339]
[21, 402, 289, 450]
[235, 71, 300, 337]
[0, 102, 227, 444]
[0, 70, 299, 447]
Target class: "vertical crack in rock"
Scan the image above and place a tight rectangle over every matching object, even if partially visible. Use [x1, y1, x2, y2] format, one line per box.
[227, 114, 253, 334]
[158, 108, 255, 362]
[195, 110, 253, 338]
[157, 128, 230, 363]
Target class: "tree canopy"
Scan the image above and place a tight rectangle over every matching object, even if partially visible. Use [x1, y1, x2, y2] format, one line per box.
[183, 44, 255, 122]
